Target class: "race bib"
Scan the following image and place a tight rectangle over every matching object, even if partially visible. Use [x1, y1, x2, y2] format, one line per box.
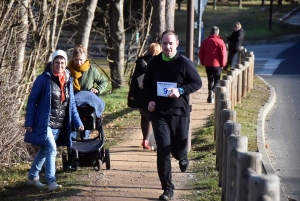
[157, 82, 177, 97]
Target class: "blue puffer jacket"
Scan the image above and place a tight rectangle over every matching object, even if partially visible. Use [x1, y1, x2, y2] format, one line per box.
[24, 69, 83, 148]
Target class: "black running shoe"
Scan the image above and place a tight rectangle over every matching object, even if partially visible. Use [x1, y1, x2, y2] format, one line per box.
[179, 157, 189, 172]
[159, 188, 174, 200]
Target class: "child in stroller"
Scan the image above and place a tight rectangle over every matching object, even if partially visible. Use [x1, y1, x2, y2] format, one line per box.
[62, 91, 110, 171]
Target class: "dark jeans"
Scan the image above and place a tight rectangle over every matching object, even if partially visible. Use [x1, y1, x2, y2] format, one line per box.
[226, 49, 238, 69]
[205, 66, 222, 91]
[151, 114, 189, 190]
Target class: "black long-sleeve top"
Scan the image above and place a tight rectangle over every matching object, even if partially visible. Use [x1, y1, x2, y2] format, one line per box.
[227, 29, 245, 51]
[143, 52, 202, 117]
[128, 54, 153, 108]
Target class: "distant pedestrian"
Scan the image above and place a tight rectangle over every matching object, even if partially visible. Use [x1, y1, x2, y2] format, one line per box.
[143, 30, 202, 201]
[199, 26, 227, 103]
[224, 22, 245, 70]
[127, 42, 161, 150]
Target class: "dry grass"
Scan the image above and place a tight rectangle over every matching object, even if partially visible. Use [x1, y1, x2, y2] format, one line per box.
[175, 2, 300, 42]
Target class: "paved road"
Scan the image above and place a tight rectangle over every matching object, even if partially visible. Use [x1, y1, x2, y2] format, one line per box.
[285, 10, 300, 26]
[262, 42, 300, 201]
[244, 41, 300, 201]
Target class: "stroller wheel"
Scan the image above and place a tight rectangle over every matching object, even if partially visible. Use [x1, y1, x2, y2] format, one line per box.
[105, 149, 111, 170]
[72, 158, 79, 171]
[93, 159, 101, 171]
[74, 160, 79, 171]
[62, 152, 68, 171]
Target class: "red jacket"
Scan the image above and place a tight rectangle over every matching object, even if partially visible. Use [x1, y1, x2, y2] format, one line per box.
[198, 34, 227, 67]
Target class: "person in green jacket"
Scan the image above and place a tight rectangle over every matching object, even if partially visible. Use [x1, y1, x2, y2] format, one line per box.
[68, 45, 108, 139]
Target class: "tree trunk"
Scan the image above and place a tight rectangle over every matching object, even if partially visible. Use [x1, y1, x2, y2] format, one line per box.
[214, 0, 217, 10]
[149, 0, 165, 43]
[238, 0, 242, 8]
[277, 0, 282, 5]
[49, 0, 60, 59]
[108, 0, 125, 89]
[261, 0, 265, 7]
[165, 0, 175, 31]
[14, 0, 29, 84]
[75, 0, 98, 48]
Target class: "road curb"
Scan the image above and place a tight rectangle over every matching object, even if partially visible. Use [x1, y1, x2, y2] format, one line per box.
[256, 76, 288, 201]
[279, 7, 299, 21]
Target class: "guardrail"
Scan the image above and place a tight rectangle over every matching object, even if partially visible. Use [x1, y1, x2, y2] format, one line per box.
[214, 47, 280, 201]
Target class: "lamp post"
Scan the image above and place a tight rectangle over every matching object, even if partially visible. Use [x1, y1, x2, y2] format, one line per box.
[185, 0, 194, 61]
[185, 0, 195, 152]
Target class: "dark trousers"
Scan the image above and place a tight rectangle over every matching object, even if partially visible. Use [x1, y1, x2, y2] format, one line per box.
[151, 114, 189, 190]
[205, 66, 222, 91]
[139, 108, 152, 140]
[226, 49, 238, 69]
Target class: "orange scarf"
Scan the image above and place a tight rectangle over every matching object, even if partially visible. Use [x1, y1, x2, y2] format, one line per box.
[53, 72, 66, 103]
[68, 60, 90, 91]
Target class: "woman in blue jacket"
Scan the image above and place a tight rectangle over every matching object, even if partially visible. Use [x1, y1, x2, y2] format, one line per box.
[24, 50, 84, 191]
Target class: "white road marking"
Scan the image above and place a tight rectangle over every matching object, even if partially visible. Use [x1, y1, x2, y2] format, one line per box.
[257, 59, 284, 75]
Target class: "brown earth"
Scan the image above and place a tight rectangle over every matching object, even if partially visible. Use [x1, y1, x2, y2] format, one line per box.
[65, 78, 214, 201]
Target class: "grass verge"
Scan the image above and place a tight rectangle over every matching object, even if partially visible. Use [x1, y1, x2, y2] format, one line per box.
[175, 2, 300, 42]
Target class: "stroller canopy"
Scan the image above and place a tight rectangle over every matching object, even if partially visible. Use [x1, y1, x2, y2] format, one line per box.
[74, 91, 105, 117]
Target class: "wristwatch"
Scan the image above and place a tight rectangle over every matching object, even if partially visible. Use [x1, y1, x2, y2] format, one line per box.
[178, 87, 184, 95]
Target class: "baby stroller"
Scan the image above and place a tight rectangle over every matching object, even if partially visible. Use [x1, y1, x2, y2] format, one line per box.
[62, 91, 110, 171]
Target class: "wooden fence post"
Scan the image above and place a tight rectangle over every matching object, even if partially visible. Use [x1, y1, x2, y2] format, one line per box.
[227, 69, 237, 109]
[214, 86, 227, 141]
[226, 135, 248, 201]
[236, 152, 262, 201]
[218, 110, 236, 186]
[247, 51, 255, 90]
[242, 48, 247, 62]
[216, 100, 231, 170]
[249, 174, 280, 201]
[241, 62, 248, 98]
[237, 46, 244, 64]
[221, 122, 241, 201]
[245, 57, 252, 93]
[222, 75, 232, 101]
[235, 64, 243, 103]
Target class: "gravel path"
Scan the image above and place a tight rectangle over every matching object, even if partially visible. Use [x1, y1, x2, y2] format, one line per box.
[65, 78, 214, 201]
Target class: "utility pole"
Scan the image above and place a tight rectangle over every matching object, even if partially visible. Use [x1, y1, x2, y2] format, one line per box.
[185, 0, 194, 61]
[195, 0, 208, 64]
[185, 0, 194, 152]
[197, 0, 202, 65]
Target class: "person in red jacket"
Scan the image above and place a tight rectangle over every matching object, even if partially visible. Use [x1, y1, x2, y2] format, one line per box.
[199, 26, 227, 103]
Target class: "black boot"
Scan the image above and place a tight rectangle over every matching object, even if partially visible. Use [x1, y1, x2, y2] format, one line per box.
[207, 90, 214, 103]
[159, 187, 174, 200]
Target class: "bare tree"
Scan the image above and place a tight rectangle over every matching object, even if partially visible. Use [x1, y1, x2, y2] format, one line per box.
[213, 0, 217, 10]
[0, 0, 71, 164]
[238, 0, 243, 8]
[165, 0, 175, 30]
[107, 0, 125, 89]
[149, 0, 165, 43]
[0, 0, 160, 163]
[75, 0, 98, 48]
[14, 0, 29, 84]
